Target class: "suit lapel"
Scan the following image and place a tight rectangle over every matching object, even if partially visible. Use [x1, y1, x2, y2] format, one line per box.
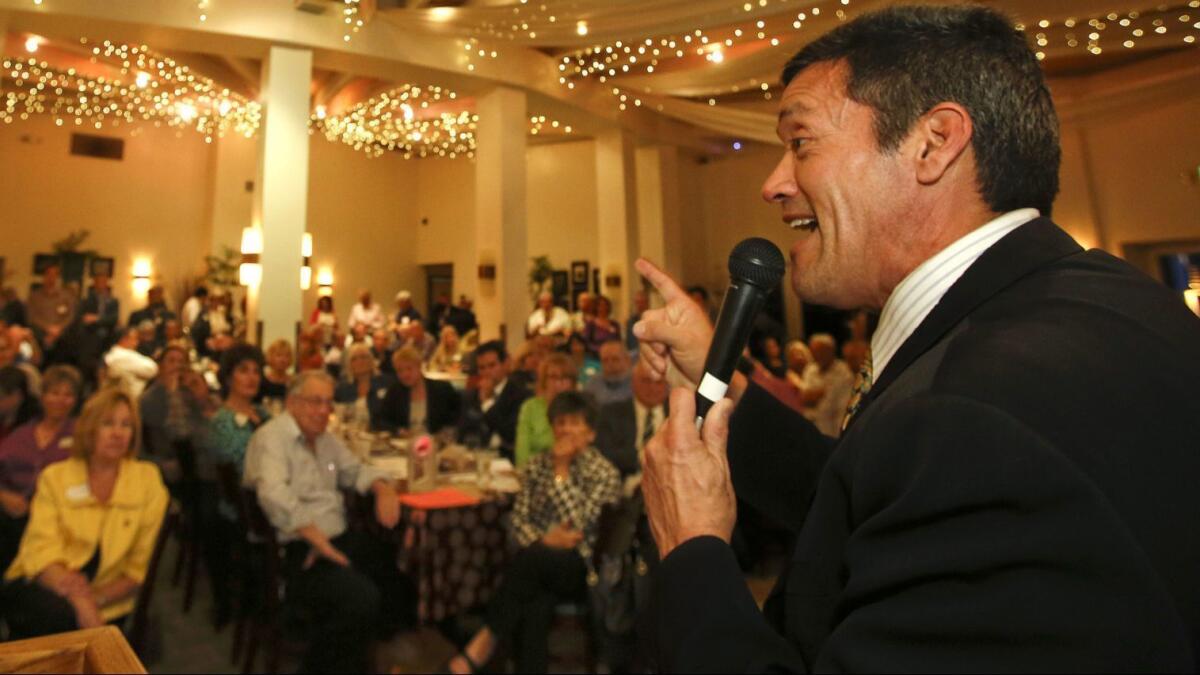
[856, 218, 1083, 417]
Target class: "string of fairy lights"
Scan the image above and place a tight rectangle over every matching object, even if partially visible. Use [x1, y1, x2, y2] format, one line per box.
[1017, 1, 1200, 59]
[309, 84, 477, 159]
[0, 38, 261, 141]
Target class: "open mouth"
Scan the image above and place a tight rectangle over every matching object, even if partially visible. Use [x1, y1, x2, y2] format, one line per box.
[788, 217, 819, 232]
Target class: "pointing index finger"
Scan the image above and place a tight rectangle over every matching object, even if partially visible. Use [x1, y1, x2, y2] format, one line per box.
[636, 258, 686, 304]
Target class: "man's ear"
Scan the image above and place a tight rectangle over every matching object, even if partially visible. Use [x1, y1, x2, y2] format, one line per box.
[912, 102, 973, 185]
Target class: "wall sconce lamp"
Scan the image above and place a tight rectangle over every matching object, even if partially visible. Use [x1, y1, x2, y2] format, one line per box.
[132, 259, 152, 295]
[604, 273, 622, 289]
[317, 268, 334, 297]
[1185, 289, 1200, 317]
[477, 264, 496, 280]
[239, 226, 263, 287]
[300, 232, 313, 290]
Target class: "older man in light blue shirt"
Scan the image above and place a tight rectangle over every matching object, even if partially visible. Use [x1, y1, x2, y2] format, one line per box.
[244, 370, 410, 673]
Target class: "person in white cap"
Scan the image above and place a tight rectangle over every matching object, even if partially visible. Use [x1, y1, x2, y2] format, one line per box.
[393, 290, 423, 329]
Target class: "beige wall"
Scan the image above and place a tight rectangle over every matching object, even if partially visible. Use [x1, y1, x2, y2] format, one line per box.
[304, 136, 421, 331]
[0, 116, 212, 316]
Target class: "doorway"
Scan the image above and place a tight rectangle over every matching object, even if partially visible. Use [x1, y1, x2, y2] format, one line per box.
[423, 264, 454, 320]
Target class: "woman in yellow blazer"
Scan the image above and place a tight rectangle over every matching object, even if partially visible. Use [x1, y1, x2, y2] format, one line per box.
[2, 386, 168, 638]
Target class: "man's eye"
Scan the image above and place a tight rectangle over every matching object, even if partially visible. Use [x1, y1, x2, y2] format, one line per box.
[789, 137, 809, 152]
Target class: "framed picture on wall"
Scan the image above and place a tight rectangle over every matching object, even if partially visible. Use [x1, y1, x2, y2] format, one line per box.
[33, 253, 60, 275]
[89, 257, 114, 278]
[570, 260, 589, 288]
[551, 270, 569, 305]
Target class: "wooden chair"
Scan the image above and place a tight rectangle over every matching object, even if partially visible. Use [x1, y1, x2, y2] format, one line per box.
[126, 501, 180, 657]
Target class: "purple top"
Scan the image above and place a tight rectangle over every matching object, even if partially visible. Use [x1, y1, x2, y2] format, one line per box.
[0, 417, 76, 498]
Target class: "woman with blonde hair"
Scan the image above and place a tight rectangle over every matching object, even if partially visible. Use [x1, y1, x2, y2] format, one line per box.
[334, 343, 392, 430]
[258, 338, 294, 401]
[427, 325, 463, 373]
[379, 346, 461, 434]
[512, 352, 577, 467]
[2, 387, 168, 638]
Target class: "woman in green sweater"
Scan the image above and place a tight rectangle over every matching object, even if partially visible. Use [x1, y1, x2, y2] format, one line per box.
[513, 352, 577, 467]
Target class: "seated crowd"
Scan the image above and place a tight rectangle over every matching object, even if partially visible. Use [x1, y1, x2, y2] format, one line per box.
[0, 267, 866, 672]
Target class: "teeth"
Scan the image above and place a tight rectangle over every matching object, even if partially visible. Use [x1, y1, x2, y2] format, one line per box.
[789, 217, 818, 231]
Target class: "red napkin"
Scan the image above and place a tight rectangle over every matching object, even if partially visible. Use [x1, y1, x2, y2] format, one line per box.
[398, 487, 480, 510]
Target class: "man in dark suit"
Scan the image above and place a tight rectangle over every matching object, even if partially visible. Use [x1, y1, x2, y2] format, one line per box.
[632, 6, 1200, 672]
[594, 361, 667, 480]
[458, 340, 530, 460]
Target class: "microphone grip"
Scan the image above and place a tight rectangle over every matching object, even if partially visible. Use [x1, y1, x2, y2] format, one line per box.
[693, 279, 769, 425]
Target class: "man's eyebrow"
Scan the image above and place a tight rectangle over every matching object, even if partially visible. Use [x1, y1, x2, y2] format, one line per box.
[777, 101, 813, 123]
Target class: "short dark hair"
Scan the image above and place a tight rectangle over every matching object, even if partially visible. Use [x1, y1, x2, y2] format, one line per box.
[781, 5, 1060, 216]
[547, 390, 597, 429]
[218, 343, 264, 395]
[475, 339, 508, 363]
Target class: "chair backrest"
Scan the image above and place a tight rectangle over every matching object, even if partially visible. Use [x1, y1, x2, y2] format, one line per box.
[127, 500, 180, 654]
[214, 462, 250, 532]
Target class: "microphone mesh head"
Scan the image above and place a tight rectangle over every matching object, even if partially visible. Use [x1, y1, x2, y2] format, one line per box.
[729, 237, 786, 288]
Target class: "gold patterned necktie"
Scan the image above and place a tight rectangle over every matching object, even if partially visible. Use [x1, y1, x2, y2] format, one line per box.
[841, 350, 874, 432]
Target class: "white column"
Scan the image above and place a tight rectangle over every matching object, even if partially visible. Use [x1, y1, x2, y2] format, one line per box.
[208, 133, 257, 256]
[595, 129, 639, 320]
[252, 46, 311, 348]
[474, 86, 528, 353]
[635, 145, 683, 282]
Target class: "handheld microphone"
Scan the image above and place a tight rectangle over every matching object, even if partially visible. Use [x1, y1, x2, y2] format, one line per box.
[695, 237, 786, 426]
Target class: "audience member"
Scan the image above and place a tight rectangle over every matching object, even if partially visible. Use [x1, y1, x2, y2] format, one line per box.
[258, 339, 293, 402]
[570, 292, 595, 335]
[334, 343, 393, 431]
[191, 292, 235, 360]
[564, 333, 599, 386]
[399, 321, 437, 363]
[379, 347, 460, 434]
[0, 325, 42, 396]
[0, 287, 26, 327]
[243, 371, 413, 673]
[594, 360, 667, 483]
[625, 289, 649, 354]
[297, 325, 327, 373]
[128, 285, 176, 344]
[443, 295, 479, 339]
[0, 365, 81, 572]
[393, 290, 422, 328]
[370, 328, 395, 377]
[458, 340, 531, 460]
[756, 334, 788, 379]
[584, 340, 633, 407]
[428, 325, 464, 373]
[104, 327, 159, 398]
[139, 344, 215, 486]
[26, 263, 78, 352]
[324, 328, 347, 378]
[784, 339, 813, 396]
[135, 320, 159, 358]
[0, 367, 38, 444]
[447, 391, 619, 674]
[514, 352, 576, 467]
[208, 344, 267, 471]
[1, 387, 168, 639]
[526, 291, 571, 341]
[348, 289, 386, 333]
[800, 333, 855, 437]
[581, 295, 621, 355]
[180, 286, 208, 330]
[309, 295, 338, 348]
[79, 273, 119, 355]
[509, 339, 542, 390]
[162, 318, 192, 355]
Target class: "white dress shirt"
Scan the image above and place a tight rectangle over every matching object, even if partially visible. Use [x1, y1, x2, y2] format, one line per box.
[348, 302, 385, 332]
[527, 306, 571, 337]
[871, 209, 1040, 380]
[104, 344, 159, 399]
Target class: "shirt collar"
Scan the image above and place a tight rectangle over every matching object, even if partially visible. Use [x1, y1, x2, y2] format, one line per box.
[871, 209, 1040, 379]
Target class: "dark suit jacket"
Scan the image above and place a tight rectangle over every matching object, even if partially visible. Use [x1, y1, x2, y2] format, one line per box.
[458, 377, 531, 459]
[378, 377, 461, 434]
[649, 219, 1200, 671]
[80, 290, 120, 336]
[334, 375, 395, 430]
[594, 398, 667, 478]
